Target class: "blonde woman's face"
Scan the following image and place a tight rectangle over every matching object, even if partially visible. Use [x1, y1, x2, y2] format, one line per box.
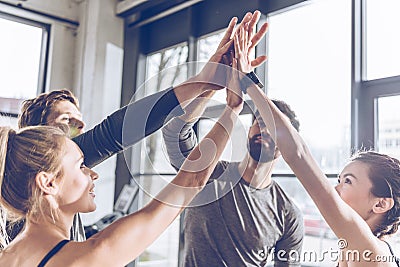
[57, 138, 98, 214]
[335, 161, 377, 220]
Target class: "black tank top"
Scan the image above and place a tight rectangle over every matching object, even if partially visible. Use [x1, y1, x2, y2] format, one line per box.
[37, 240, 69, 267]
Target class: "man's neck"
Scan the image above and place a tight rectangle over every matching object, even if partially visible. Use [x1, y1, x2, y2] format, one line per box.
[238, 153, 275, 189]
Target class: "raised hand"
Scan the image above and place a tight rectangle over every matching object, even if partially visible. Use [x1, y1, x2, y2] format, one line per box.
[216, 16, 240, 50]
[234, 26, 252, 74]
[218, 11, 268, 69]
[190, 38, 233, 89]
[233, 11, 268, 72]
[193, 12, 253, 89]
[246, 11, 268, 68]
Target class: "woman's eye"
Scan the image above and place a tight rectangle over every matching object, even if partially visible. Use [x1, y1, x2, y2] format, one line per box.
[80, 163, 86, 169]
[345, 178, 352, 184]
[61, 117, 70, 122]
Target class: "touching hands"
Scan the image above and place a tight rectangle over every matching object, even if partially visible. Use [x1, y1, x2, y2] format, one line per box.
[245, 11, 268, 70]
[234, 15, 268, 74]
[194, 11, 267, 88]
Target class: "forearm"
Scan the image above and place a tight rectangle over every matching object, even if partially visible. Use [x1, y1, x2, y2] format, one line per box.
[173, 76, 218, 109]
[179, 90, 215, 123]
[162, 118, 197, 170]
[177, 105, 239, 187]
[92, 106, 239, 265]
[247, 84, 336, 197]
[162, 89, 216, 169]
[247, 84, 370, 240]
[251, 86, 338, 196]
[247, 84, 306, 163]
[74, 87, 184, 168]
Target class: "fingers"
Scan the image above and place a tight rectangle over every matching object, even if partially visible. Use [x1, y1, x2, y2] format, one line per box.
[232, 57, 238, 70]
[247, 10, 261, 41]
[244, 25, 249, 51]
[236, 12, 252, 33]
[220, 39, 234, 55]
[217, 17, 238, 50]
[234, 33, 241, 57]
[240, 27, 244, 52]
[237, 26, 249, 53]
[251, 55, 267, 68]
[249, 22, 268, 53]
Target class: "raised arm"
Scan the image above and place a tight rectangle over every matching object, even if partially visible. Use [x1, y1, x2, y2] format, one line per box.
[162, 10, 268, 171]
[73, 87, 182, 168]
[247, 85, 378, 247]
[73, 33, 234, 168]
[76, 63, 244, 266]
[161, 91, 212, 170]
[233, 26, 378, 252]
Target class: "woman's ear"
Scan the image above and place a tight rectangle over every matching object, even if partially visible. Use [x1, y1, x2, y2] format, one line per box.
[35, 172, 58, 195]
[372, 197, 395, 214]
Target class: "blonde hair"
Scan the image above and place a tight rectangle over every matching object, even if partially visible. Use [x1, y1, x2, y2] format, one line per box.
[0, 126, 66, 250]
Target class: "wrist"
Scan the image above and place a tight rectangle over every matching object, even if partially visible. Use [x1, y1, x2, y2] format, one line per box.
[239, 71, 264, 94]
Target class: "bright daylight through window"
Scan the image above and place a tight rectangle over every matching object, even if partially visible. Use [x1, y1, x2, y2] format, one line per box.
[0, 16, 44, 128]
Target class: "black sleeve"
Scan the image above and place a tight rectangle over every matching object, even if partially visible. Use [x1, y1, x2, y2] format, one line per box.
[73, 87, 184, 168]
[162, 117, 198, 171]
[162, 117, 227, 181]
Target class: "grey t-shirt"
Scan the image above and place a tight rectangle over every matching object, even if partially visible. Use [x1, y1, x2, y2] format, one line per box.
[162, 118, 304, 267]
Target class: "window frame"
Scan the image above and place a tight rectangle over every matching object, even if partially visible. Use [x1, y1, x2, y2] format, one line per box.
[0, 11, 50, 116]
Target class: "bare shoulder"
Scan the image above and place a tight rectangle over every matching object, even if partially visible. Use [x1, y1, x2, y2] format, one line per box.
[45, 238, 111, 266]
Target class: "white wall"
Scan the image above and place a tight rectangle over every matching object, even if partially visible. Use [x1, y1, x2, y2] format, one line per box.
[74, 0, 124, 225]
[1, 0, 125, 225]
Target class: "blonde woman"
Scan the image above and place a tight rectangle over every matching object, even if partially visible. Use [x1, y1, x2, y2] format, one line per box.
[0, 53, 246, 266]
[0, 12, 272, 266]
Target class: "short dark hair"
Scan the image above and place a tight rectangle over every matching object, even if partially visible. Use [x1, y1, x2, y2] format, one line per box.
[253, 99, 300, 132]
[18, 89, 79, 129]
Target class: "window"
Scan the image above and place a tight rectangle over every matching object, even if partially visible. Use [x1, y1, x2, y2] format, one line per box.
[0, 16, 44, 99]
[145, 45, 189, 96]
[377, 95, 400, 158]
[267, 0, 351, 174]
[142, 44, 189, 175]
[197, 30, 228, 106]
[365, 0, 400, 80]
[0, 113, 18, 129]
[197, 30, 253, 107]
[267, 0, 351, 265]
[376, 94, 400, 256]
[136, 43, 188, 267]
[0, 14, 48, 128]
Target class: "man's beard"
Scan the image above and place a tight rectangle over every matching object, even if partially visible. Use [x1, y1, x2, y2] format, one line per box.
[247, 133, 276, 163]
